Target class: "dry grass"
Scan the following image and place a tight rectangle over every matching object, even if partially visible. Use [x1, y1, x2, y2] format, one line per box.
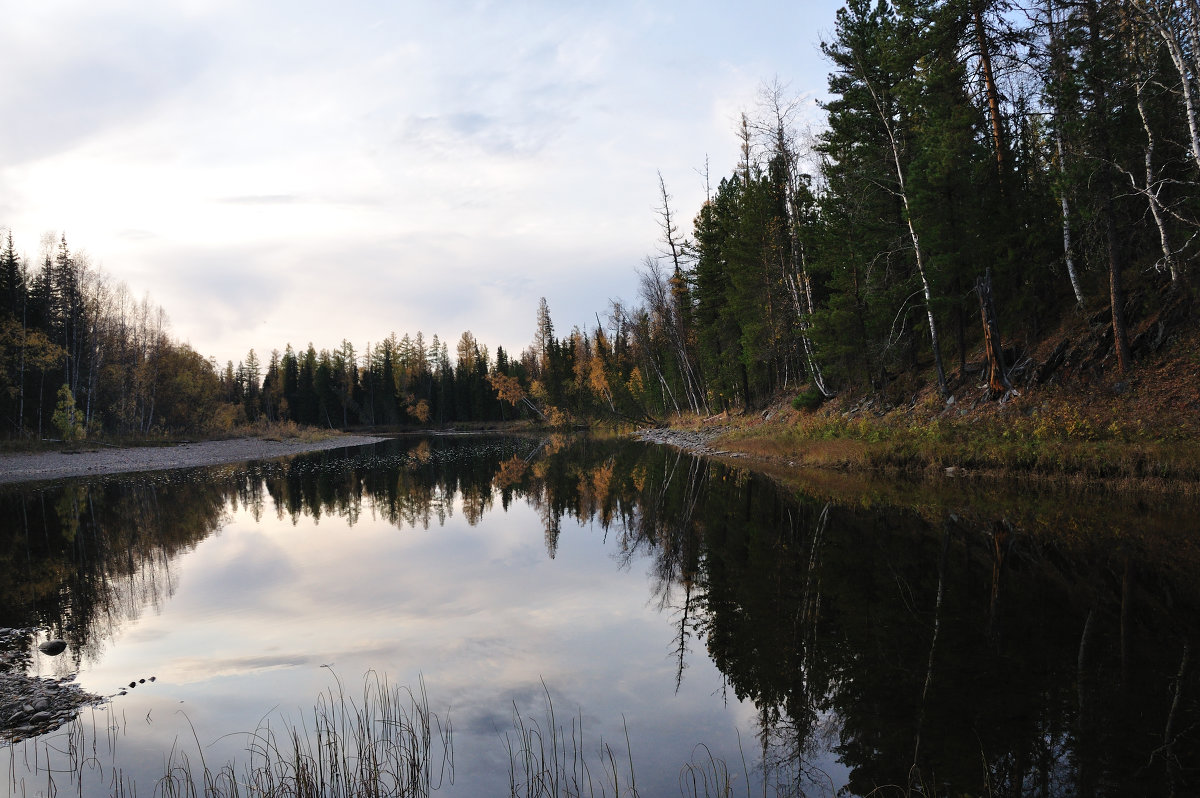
[8, 671, 452, 798]
[702, 313, 1200, 494]
[241, 418, 341, 443]
[714, 406, 1200, 493]
[7, 675, 748, 798]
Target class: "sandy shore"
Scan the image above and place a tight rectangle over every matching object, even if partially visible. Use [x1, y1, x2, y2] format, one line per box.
[0, 435, 388, 485]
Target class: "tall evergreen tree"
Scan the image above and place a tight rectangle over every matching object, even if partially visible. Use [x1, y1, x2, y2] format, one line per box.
[0, 232, 23, 320]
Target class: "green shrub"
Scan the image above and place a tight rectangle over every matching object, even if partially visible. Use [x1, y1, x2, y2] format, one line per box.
[52, 384, 86, 441]
[791, 386, 824, 412]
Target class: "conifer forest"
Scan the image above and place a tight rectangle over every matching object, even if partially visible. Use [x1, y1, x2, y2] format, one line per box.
[1, 0, 1197, 440]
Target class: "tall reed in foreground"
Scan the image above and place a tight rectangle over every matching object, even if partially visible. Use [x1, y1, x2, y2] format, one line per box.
[7, 674, 755, 797]
[6, 671, 453, 798]
[501, 680, 748, 798]
[502, 681, 637, 797]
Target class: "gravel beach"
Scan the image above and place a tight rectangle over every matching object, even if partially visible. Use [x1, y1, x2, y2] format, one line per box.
[0, 435, 388, 485]
[633, 426, 734, 457]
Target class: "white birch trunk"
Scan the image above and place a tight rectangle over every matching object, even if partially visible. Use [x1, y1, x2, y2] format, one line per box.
[858, 57, 950, 398]
[1142, 0, 1200, 171]
[1135, 76, 1180, 281]
[1056, 136, 1086, 305]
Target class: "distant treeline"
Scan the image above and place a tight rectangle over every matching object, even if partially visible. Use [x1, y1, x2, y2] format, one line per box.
[0, 233, 224, 439]
[0, 223, 669, 436]
[4, 0, 1198, 438]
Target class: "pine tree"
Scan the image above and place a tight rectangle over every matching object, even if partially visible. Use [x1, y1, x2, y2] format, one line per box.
[242, 349, 261, 421]
[534, 297, 554, 378]
[0, 232, 23, 320]
[814, 0, 920, 390]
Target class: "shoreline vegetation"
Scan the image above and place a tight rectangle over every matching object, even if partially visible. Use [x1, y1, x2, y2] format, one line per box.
[5, 328, 1200, 496]
[638, 391, 1200, 497]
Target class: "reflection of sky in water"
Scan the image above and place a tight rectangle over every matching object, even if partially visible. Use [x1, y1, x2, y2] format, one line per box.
[12, 442, 1200, 795]
[31, 482, 775, 795]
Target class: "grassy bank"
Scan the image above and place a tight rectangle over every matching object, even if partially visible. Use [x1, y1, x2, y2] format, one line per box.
[671, 284, 1200, 491]
[679, 378, 1200, 493]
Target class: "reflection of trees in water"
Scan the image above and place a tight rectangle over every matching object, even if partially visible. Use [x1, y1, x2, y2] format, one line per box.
[692, 481, 1200, 796]
[0, 472, 230, 674]
[4, 437, 1200, 793]
[502, 438, 1200, 795]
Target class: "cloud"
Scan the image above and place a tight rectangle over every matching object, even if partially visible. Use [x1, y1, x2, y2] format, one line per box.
[0, 0, 845, 368]
[116, 228, 160, 241]
[0, 6, 215, 164]
[217, 195, 303, 206]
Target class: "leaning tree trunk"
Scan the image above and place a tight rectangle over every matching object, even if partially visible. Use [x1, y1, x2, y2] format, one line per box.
[1134, 72, 1180, 282]
[1085, 0, 1134, 374]
[976, 268, 1013, 397]
[973, 0, 1007, 176]
[1103, 199, 1134, 374]
[1047, 3, 1086, 307]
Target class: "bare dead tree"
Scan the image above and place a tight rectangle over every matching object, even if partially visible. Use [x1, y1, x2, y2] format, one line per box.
[755, 80, 835, 398]
[976, 268, 1015, 397]
[653, 173, 709, 415]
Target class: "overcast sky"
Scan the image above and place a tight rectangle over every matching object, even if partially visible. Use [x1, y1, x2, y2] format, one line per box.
[1, 0, 843, 367]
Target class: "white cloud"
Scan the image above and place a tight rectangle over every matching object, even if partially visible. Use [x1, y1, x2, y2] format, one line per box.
[0, 0, 843, 366]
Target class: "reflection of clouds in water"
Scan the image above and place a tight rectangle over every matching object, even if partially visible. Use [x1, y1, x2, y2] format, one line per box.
[191, 529, 296, 583]
[486, 544, 543, 571]
[124, 625, 172, 645]
[435, 634, 523, 679]
[173, 528, 300, 618]
[162, 652, 319, 684]
[10, 435, 1200, 798]
[453, 679, 590, 737]
[8, 439, 759, 796]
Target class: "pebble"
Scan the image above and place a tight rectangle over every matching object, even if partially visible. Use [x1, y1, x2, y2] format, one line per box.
[633, 427, 724, 456]
[1, 627, 106, 743]
[38, 640, 67, 656]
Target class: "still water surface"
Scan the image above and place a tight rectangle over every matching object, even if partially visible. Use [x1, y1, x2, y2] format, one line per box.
[2, 435, 1199, 795]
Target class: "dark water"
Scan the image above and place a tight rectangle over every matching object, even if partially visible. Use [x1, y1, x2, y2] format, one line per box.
[2, 434, 1199, 796]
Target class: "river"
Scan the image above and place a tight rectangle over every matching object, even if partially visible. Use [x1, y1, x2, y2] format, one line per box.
[2, 434, 1198, 795]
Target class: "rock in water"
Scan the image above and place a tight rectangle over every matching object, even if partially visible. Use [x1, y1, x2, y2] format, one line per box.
[38, 640, 67, 656]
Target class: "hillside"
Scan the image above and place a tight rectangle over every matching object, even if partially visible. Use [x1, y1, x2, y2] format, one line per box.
[682, 279, 1199, 490]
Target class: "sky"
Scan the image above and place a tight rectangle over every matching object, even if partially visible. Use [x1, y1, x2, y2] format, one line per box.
[0, 0, 845, 368]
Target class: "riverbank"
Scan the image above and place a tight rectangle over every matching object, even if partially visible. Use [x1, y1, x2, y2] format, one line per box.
[637, 381, 1200, 495]
[634, 281, 1200, 492]
[0, 434, 388, 485]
